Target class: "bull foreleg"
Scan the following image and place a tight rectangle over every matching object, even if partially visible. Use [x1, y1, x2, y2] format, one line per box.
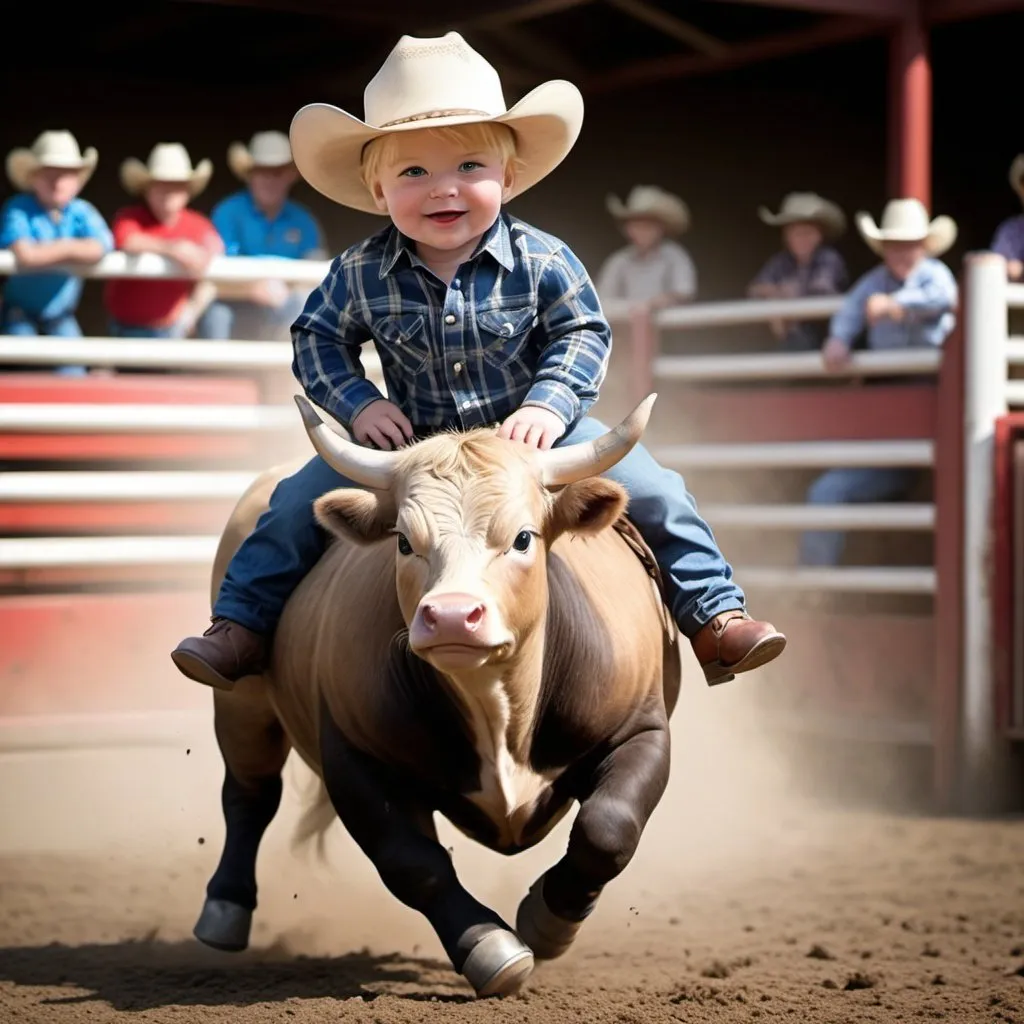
[319, 711, 534, 997]
[194, 687, 289, 953]
[516, 724, 671, 959]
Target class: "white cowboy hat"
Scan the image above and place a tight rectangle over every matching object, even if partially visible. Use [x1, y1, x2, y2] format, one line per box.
[606, 185, 690, 235]
[228, 131, 294, 181]
[855, 198, 957, 258]
[6, 130, 98, 192]
[289, 31, 584, 214]
[120, 143, 213, 198]
[758, 191, 846, 239]
[1009, 154, 1024, 200]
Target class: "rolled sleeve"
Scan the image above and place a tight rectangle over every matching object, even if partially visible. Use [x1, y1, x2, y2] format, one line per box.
[291, 258, 385, 427]
[78, 200, 114, 252]
[523, 248, 611, 425]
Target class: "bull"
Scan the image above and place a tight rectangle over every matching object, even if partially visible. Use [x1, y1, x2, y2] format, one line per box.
[193, 393, 680, 997]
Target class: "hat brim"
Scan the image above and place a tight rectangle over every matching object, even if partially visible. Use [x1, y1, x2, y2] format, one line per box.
[289, 78, 584, 214]
[1010, 154, 1024, 199]
[120, 157, 213, 198]
[227, 141, 294, 182]
[6, 147, 98, 193]
[855, 211, 958, 258]
[606, 193, 690, 235]
[757, 203, 846, 240]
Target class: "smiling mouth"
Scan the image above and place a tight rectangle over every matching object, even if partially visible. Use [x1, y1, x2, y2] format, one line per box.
[426, 211, 467, 224]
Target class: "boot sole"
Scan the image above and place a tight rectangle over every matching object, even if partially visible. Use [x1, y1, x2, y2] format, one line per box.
[704, 633, 787, 687]
[170, 649, 238, 692]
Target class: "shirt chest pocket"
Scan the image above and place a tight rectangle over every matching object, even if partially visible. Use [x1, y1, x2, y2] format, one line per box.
[476, 307, 537, 369]
[373, 313, 430, 375]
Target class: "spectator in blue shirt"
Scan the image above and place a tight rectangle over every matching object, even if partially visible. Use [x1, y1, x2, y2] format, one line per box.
[801, 198, 959, 566]
[198, 131, 326, 341]
[1, 131, 113, 359]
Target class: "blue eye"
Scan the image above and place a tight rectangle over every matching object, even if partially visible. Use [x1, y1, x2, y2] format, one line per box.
[459, 161, 482, 172]
[400, 166, 426, 178]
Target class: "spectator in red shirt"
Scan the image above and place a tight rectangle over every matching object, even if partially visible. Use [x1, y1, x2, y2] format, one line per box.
[104, 143, 224, 338]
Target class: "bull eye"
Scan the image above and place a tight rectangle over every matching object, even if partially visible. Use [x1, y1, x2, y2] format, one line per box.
[512, 530, 533, 553]
[396, 532, 413, 556]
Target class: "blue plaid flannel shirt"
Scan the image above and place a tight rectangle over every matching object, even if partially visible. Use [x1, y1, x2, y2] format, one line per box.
[291, 212, 611, 432]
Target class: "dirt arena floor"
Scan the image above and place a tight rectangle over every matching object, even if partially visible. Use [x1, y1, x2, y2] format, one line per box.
[2, 681, 1023, 1023]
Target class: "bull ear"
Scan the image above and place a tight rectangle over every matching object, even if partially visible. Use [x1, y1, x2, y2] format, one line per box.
[546, 477, 628, 542]
[313, 488, 395, 544]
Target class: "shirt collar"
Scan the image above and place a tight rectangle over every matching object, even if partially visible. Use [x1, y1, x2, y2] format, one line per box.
[378, 213, 516, 279]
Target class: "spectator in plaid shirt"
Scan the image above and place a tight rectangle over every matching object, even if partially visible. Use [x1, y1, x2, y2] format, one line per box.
[171, 31, 785, 691]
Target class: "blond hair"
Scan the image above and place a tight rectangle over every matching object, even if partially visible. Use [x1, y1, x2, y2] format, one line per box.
[360, 121, 520, 194]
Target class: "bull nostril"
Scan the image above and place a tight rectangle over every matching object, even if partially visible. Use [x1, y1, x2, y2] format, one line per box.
[465, 604, 485, 629]
[421, 604, 438, 629]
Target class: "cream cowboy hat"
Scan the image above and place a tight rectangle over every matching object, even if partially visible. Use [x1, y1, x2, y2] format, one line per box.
[228, 131, 294, 181]
[120, 143, 213, 198]
[758, 191, 846, 240]
[606, 185, 690, 236]
[855, 198, 957, 258]
[289, 31, 584, 214]
[1009, 154, 1024, 200]
[6, 130, 98, 192]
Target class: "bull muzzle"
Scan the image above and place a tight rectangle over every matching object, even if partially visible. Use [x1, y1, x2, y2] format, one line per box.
[409, 592, 488, 649]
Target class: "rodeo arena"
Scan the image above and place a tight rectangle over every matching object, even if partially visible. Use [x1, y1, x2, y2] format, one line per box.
[4, 0, 1024, 1021]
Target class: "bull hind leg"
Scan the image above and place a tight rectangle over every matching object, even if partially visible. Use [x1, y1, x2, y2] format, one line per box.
[194, 683, 290, 952]
[319, 711, 533, 998]
[517, 724, 671, 959]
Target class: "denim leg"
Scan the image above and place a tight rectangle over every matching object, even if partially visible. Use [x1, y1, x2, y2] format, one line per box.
[213, 454, 355, 635]
[559, 416, 744, 638]
[197, 301, 235, 340]
[45, 314, 88, 376]
[799, 467, 919, 566]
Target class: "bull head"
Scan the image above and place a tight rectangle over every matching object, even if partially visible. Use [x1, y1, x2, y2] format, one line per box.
[294, 395, 657, 675]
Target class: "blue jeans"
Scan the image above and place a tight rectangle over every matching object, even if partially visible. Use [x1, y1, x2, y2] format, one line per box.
[1, 305, 86, 376]
[799, 467, 919, 566]
[214, 415, 745, 639]
[197, 294, 306, 341]
[109, 318, 189, 339]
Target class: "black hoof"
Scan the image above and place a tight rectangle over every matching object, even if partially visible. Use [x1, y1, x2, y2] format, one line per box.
[193, 897, 252, 952]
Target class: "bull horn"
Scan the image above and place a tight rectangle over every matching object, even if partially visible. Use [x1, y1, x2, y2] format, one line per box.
[537, 393, 658, 487]
[294, 395, 398, 490]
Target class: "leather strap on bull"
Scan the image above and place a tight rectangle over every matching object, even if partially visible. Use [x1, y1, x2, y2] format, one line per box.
[612, 515, 667, 604]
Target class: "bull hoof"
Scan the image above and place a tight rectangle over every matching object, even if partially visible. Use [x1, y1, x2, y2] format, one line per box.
[193, 898, 252, 952]
[515, 882, 583, 960]
[462, 928, 534, 997]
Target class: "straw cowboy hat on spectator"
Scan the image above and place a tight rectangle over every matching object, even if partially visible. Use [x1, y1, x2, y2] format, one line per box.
[6, 130, 98, 192]
[758, 191, 846, 239]
[606, 185, 690, 235]
[855, 198, 957, 257]
[289, 30, 584, 214]
[1009, 154, 1024, 200]
[228, 131, 294, 181]
[120, 143, 213, 198]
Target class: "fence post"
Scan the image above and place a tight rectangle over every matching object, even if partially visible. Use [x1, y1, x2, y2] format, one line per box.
[629, 307, 657, 408]
[960, 251, 1009, 810]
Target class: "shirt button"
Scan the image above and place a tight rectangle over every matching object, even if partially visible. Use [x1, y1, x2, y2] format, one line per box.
[462, 400, 472, 410]
[444, 313, 456, 325]
[453, 361, 463, 373]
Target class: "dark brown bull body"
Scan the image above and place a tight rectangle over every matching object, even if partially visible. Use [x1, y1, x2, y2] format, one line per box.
[195, 395, 680, 997]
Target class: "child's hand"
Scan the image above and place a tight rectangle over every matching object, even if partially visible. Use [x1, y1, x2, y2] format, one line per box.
[865, 292, 897, 325]
[352, 400, 414, 450]
[1008, 259, 1024, 282]
[169, 240, 213, 276]
[821, 337, 852, 372]
[497, 406, 565, 450]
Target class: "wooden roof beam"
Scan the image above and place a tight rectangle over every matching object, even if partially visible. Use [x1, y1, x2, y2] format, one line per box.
[421, 0, 595, 33]
[603, 0, 729, 57]
[709, 0, 911, 18]
[926, 0, 1024, 22]
[584, 15, 882, 93]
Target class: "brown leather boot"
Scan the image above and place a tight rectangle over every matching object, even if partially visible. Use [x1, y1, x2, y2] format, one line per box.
[170, 618, 269, 691]
[691, 610, 786, 686]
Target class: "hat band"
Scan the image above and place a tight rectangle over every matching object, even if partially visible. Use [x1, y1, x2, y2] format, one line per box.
[379, 107, 493, 128]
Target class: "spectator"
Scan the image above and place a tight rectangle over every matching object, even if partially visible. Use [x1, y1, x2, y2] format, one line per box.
[103, 143, 223, 338]
[1, 130, 112, 367]
[748, 191, 849, 351]
[596, 185, 696, 311]
[198, 131, 326, 341]
[800, 198, 958, 567]
[991, 154, 1024, 282]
